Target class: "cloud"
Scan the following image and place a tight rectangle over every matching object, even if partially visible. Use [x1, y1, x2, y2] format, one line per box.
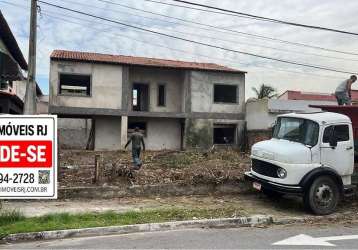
[1, 0, 358, 97]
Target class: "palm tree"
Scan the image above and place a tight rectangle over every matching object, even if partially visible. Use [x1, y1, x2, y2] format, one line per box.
[252, 84, 277, 99]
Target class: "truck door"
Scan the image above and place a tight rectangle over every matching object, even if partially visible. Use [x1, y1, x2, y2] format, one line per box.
[321, 124, 354, 175]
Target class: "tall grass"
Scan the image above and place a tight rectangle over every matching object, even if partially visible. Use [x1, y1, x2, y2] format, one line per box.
[0, 209, 25, 227]
[0, 207, 244, 237]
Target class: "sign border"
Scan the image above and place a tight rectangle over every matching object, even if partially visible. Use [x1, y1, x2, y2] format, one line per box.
[0, 115, 57, 199]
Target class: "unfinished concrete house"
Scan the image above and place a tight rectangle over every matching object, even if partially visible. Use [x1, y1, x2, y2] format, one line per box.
[49, 50, 246, 151]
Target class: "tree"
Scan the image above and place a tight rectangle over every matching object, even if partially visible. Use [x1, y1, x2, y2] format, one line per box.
[251, 84, 277, 99]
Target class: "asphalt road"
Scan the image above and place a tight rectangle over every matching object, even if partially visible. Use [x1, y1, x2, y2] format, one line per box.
[3, 224, 358, 249]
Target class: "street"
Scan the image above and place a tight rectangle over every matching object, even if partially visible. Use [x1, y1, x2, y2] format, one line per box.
[3, 223, 358, 249]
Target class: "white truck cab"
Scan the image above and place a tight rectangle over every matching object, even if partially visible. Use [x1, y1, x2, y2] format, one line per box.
[245, 112, 356, 215]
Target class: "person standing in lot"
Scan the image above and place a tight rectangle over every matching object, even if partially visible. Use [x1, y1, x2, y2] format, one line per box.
[125, 127, 146, 169]
[335, 75, 357, 105]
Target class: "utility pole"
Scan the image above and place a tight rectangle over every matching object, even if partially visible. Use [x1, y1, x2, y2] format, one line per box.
[24, 0, 37, 115]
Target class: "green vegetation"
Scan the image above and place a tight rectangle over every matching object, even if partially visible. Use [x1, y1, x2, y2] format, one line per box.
[0, 207, 244, 238]
[156, 151, 204, 168]
[252, 84, 277, 99]
[0, 209, 25, 227]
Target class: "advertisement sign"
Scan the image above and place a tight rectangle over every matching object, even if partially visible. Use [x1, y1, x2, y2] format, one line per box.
[0, 115, 57, 199]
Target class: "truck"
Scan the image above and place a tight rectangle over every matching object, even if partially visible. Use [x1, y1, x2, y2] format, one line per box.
[245, 109, 358, 215]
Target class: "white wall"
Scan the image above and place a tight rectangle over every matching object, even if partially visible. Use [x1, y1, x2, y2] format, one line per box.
[246, 99, 275, 130]
[246, 99, 337, 130]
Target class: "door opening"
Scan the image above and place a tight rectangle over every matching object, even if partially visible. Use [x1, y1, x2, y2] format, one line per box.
[132, 83, 149, 111]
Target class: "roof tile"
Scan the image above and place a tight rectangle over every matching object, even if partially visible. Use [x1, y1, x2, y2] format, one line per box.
[50, 50, 245, 73]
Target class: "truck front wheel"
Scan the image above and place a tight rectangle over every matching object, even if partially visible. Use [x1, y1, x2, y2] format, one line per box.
[303, 176, 340, 215]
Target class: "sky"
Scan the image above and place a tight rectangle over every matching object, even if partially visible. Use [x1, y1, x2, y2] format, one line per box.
[1, 0, 358, 97]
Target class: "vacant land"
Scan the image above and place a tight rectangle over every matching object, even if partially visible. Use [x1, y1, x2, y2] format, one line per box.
[59, 150, 251, 187]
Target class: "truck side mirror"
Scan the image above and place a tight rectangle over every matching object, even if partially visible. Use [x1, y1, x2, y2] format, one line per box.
[329, 136, 338, 148]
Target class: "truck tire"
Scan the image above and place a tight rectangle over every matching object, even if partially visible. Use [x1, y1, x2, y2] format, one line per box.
[303, 176, 340, 215]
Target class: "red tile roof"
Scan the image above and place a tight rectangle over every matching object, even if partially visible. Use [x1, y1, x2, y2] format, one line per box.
[278, 90, 358, 101]
[50, 50, 245, 73]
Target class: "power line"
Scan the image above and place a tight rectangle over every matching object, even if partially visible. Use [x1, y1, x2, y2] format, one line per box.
[41, 12, 343, 80]
[170, 0, 358, 36]
[110, 0, 358, 56]
[107, 0, 264, 21]
[36, 0, 357, 74]
[0, 0, 345, 79]
[93, 0, 358, 62]
[13, 0, 358, 61]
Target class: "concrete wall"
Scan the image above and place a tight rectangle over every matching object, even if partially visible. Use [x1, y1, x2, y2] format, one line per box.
[185, 118, 245, 149]
[37, 95, 49, 114]
[190, 71, 245, 114]
[129, 117, 182, 150]
[49, 61, 122, 109]
[58, 118, 92, 149]
[12, 80, 26, 101]
[94, 116, 122, 151]
[246, 99, 274, 131]
[129, 67, 183, 113]
[246, 99, 336, 131]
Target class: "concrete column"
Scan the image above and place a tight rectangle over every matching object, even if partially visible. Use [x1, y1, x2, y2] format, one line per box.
[121, 66, 131, 111]
[121, 116, 128, 149]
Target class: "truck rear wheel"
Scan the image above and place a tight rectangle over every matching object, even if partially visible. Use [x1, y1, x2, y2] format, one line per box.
[303, 176, 340, 215]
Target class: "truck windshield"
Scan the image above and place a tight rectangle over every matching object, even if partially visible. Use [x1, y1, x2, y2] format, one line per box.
[273, 117, 319, 147]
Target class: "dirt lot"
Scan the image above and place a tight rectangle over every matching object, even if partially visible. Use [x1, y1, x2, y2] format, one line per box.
[59, 150, 251, 188]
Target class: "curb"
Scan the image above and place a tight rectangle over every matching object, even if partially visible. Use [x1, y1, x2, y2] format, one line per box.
[58, 182, 253, 200]
[1, 215, 272, 243]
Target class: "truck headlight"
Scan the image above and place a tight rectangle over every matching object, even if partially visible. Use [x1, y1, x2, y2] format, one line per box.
[277, 168, 287, 178]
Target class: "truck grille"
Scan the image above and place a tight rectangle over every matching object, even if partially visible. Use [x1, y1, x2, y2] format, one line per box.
[251, 159, 279, 178]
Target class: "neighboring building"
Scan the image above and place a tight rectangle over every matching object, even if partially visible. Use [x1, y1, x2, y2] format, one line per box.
[49, 50, 246, 151]
[0, 11, 28, 114]
[278, 90, 358, 103]
[0, 11, 44, 114]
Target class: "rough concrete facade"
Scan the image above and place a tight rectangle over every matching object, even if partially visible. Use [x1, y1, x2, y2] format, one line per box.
[49, 61, 122, 110]
[190, 71, 245, 114]
[185, 119, 246, 149]
[129, 117, 182, 150]
[58, 118, 92, 149]
[94, 116, 122, 150]
[129, 67, 184, 113]
[49, 53, 246, 151]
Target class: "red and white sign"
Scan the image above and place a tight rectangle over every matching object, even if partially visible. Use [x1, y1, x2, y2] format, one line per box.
[0, 115, 57, 199]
